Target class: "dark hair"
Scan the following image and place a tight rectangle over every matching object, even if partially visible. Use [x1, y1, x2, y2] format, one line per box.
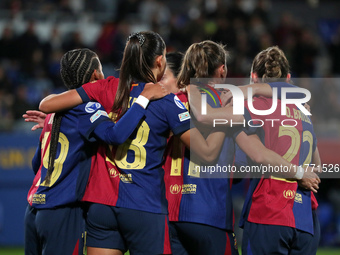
[177, 40, 227, 88]
[43, 48, 100, 185]
[166, 52, 184, 78]
[60, 48, 100, 89]
[112, 31, 165, 120]
[251, 46, 290, 82]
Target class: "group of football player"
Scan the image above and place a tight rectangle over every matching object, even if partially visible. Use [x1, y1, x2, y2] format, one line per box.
[23, 31, 321, 255]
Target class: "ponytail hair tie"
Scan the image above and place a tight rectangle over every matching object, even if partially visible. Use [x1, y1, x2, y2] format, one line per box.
[128, 32, 145, 46]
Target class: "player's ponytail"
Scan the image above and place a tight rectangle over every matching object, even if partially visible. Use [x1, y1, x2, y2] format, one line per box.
[43, 49, 100, 185]
[251, 46, 290, 82]
[177, 40, 227, 88]
[112, 31, 165, 120]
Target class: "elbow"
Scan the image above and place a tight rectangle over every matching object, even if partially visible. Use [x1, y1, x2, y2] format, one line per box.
[194, 112, 204, 123]
[250, 153, 265, 165]
[201, 151, 218, 163]
[39, 100, 52, 113]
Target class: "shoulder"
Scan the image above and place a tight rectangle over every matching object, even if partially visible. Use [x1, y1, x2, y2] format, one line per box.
[84, 76, 118, 88]
[106, 76, 119, 86]
[164, 93, 187, 109]
[72, 102, 104, 114]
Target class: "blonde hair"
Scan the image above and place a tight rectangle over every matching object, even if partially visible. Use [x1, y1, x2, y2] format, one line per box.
[251, 46, 290, 82]
[177, 40, 227, 88]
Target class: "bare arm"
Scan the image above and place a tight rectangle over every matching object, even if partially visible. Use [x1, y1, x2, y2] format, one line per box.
[179, 128, 225, 163]
[39, 89, 82, 113]
[39, 82, 168, 114]
[236, 132, 321, 192]
[312, 147, 321, 167]
[297, 147, 322, 192]
[188, 85, 244, 125]
[221, 83, 272, 106]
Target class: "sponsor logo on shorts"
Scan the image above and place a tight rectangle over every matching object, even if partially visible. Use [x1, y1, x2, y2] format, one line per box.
[283, 190, 296, 199]
[85, 102, 101, 113]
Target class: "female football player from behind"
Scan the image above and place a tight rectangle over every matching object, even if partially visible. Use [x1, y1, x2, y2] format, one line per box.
[36, 31, 227, 255]
[24, 48, 167, 255]
[189, 45, 321, 255]
[162, 43, 240, 255]
[237, 46, 321, 255]
[162, 41, 316, 255]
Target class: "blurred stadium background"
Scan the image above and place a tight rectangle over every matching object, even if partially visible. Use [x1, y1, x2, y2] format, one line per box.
[0, 0, 340, 253]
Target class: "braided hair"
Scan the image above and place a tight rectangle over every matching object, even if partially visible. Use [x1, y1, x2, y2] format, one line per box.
[177, 40, 227, 88]
[43, 49, 100, 185]
[251, 46, 290, 82]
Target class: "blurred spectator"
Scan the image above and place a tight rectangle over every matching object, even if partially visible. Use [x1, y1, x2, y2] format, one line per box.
[0, 88, 13, 131]
[15, 20, 42, 75]
[62, 31, 87, 52]
[274, 12, 299, 48]
[116, 0, 141, 22]
[292, 28, 319, 77]
[94, 22, 118, 65]
[328, 26, 340, 75]
[11, 84, 35, 121]
[0, 25, 17, 60]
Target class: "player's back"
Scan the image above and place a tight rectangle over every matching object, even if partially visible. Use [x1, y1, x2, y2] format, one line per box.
[100, 82, 191, 214]
[164, 89, 236, 231]
[242, 96, 317, 234]
[28, 104, 99, 209]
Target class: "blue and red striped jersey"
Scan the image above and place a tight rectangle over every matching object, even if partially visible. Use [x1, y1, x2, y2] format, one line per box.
[164, 88, 244, 231]
[240, 87, 317, 234]
[27, 103, 111, 208]
[79, 80, 192, 214]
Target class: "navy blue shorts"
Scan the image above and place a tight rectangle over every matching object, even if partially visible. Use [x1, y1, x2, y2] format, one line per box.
[86, 203, 171, 255]
[242, 211, 320, 255]
[24, 204, 86, 255]
[169, 221, 239, 255]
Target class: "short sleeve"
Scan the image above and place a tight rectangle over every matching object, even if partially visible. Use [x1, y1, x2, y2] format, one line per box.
[76, 102, 111, 142]
[76, 80, 105, 103]
[164, 95, 192, 135]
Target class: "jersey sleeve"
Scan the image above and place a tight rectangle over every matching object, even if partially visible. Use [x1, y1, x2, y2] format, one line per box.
[92, 103, 146, 145]
[76, 76, 119, 103]
[77, 102, 147, 145]
[268, 82, 304, 99]
[164, 95, 192, 135]
[76, 102, 112, 141]
[76, 80, 104, 103]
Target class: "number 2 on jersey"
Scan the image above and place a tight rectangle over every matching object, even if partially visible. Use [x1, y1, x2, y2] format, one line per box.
[278, 126, 313, 165]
